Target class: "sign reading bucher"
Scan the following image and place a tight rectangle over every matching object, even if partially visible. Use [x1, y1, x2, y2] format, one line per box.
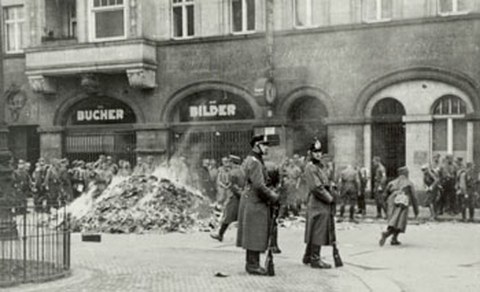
[66, 97, 136, 125]
[176, 90, 254, 122]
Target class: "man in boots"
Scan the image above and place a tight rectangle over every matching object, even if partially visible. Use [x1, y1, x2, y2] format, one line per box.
[302, 140, 334, 269]
[458, 162, 477, 222]
[236, 135, 279, 276]
[338, 164, 360, 223]
[211, 155, 244, 242]
[372, 156, 387, 219]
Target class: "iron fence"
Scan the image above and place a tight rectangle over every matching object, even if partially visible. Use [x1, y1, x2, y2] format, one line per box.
[0, 204, 71, 287]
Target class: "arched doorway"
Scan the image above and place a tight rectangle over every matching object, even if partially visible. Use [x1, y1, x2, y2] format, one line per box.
[169, 89, 255, 162]
[371, 98, 406, 180]
[62, 96, 137, 164]
[287, 96, 328, 155]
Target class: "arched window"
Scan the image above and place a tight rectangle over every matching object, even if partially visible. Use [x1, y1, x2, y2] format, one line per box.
[372, 97, 405, 117]
[432, 95, 467, 154]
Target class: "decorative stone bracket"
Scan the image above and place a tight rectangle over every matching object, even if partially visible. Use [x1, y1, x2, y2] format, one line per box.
[126, 68, 156, 89]
[27, 75, 57, 95]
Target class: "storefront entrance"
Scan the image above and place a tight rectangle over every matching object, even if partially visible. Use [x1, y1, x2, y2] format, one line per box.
[62, 96, 137, 164]
[371, 98, 406, 180]
[168, 89, 255, 163]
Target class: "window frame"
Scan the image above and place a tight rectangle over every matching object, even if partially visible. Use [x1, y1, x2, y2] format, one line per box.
[68, 0, 77, 38]
[171, 0, 195, 40]
[432, 95, 467, 153]
[362, 0, 393, 23]
[293, 0, 316, 29]
[437, 0, 470, 16]
[88, 0, 128, 42]
[3, 5, 25, 54]
[231, 0, 256, 35]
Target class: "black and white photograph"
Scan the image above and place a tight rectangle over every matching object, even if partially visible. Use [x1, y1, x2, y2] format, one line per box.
[1, 0, 480, 291]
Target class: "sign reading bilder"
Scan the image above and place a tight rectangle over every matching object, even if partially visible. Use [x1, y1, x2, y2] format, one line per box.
[174, 89, 254, 122]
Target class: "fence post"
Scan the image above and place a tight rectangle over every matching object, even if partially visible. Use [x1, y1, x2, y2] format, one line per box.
[22, 201, 27, 282]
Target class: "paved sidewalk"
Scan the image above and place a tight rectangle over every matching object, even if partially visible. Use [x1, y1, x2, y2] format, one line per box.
[5, 216, 480, 292]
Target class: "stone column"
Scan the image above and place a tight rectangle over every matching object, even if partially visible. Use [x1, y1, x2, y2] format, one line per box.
[0, 23, 14, 206]
[403, 115, 433, 189]
[325, 117, 365, 170]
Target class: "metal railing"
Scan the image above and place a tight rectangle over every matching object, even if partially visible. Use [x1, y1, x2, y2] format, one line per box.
[0, 204, 71, 287]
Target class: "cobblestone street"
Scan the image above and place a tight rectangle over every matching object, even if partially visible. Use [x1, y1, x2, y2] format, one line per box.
[6, 217, 480, 292]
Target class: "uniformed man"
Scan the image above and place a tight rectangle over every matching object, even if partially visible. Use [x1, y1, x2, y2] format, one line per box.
[12, 159, 32, 214]
[458, 162, 477, 222]
[372, 156, 387, 219]
[32, 158, 48, 212]
[302, 140, 335, 269]
[236, 135, 279, 276]
[379, 167, 418, 246]
[421, 164, 440, 220]
[338, 164, 360, 223]
[440, 155, 456, 215]
[356, 165, 368, 216]
[44, 159, 62, 210]
[211, 155, 244, 242]
[216, 156, 232, 208]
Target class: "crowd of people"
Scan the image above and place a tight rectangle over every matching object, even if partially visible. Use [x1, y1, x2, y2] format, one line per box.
[10, 155, 158, 213]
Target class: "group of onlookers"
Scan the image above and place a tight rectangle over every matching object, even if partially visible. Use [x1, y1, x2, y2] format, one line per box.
[421, 154, 479, 222]
[10, 155, 159, 212]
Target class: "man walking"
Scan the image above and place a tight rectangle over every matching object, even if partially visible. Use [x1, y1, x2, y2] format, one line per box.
[236, 135, 279, 276]
[211, 155, 244, 242]
[338, 164, 360, 223]
[379, 167, 419, 246]
[302, 140, 335, 269]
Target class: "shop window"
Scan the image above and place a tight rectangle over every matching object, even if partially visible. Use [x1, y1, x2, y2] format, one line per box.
[172, 0, 195, 38]
[68, 0, 77, 38]
[3, 5, 24, 53]
[362, 0, 393, 22]
[232, 0, 255, 33]
[90, 0, 126, 41]
[432, 95, 467, 152]
[438, 0, 470, 15]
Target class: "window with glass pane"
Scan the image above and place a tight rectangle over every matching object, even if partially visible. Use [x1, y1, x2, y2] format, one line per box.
[433, 119, 447, 151]
[232, 0, 255, 33]
[91, 0, 125, 39]
[364, 0, 392, 21]
[295, 0, 308, 26]
[3, 6, 24, 52]
[172, 0, 194, 38]
[453, 120, 467, 151]
[433, 95, 466, 115]
[439, 0, 469, 14]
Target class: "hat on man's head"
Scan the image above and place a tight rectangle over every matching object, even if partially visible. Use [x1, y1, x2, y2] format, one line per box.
[250, 135, 269, 147]
[310, 139, 322, 153]
[421, 164, 429, 170]
[398, 166, 409, 176]
[229, 154, 241, 164]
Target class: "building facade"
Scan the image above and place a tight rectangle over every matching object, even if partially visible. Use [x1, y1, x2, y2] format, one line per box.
[1, 0, 480, 187]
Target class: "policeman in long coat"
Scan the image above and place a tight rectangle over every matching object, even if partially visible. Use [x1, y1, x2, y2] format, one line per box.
[302, 140, 334, 269]
[211, 155, 244, 242]
[236, 135, 279, 276]
[379, 166, 419, 246]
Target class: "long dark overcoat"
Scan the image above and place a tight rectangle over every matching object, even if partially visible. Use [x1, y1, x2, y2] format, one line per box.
[236, 151, 275, 252]
[385, 176, 419, 233]
[304, 161, 334, 246]
[222, 165, 245, 224]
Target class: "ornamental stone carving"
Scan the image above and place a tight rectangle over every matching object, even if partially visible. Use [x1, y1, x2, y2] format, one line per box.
[27, 75, 57, 95]
[126, 68, 156, 89]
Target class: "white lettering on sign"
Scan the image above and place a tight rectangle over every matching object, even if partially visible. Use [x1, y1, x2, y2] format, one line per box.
[189, 104, 236, 118]
[76, 109, 125, 122]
